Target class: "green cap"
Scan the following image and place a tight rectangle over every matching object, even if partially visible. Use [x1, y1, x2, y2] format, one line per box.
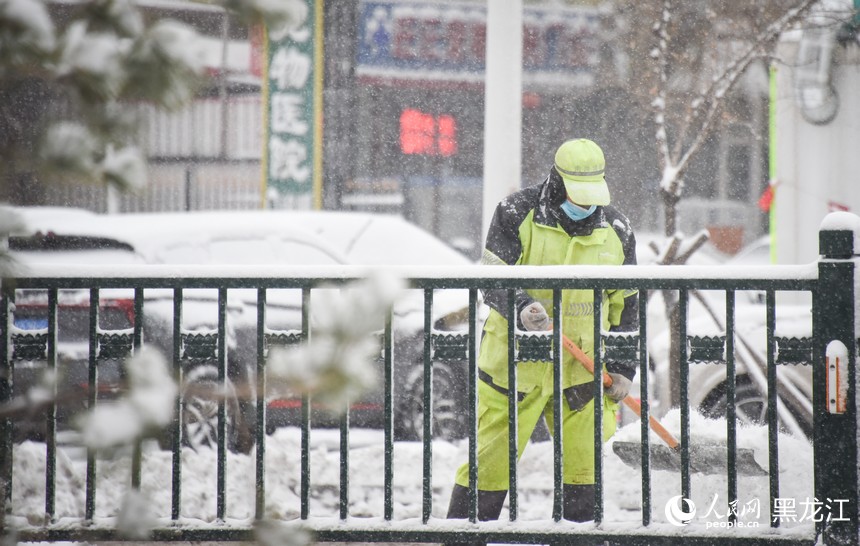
[553, 139, 610, 206]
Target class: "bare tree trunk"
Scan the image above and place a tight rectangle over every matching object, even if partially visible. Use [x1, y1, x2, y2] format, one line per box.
[660, 187, 680, 237]
[667, 304, 681, 408]
[660, 184, 682, 407]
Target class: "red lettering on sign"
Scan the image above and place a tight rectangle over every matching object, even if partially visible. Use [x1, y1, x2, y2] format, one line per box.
[446, 20, 466, 63]
[422, 18, 445, 61]
[400, 109, 434, 155]
[523, 23, 544, 67]
[437, 115, 457, 156]
[376, 7, 598, 74]
[470, 21, 486, 60]
[567, 30, 591, 69]
[400, 109, 458, 156]
[393, 17, 420, 60]
[393, 16, 483, 65]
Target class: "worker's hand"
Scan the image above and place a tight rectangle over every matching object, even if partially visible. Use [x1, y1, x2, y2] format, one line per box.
[519, 301, 550, 331]
[605, 372, 632, 402]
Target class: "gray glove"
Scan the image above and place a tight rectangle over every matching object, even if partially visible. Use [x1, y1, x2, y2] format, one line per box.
[519, 301, 550, 331]
[605, 372, 632, 402]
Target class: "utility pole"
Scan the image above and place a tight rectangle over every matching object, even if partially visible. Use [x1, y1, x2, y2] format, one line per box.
[482, 1, 522, 245]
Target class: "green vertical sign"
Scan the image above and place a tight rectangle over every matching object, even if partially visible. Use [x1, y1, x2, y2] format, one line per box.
[263, 0, 323, 209]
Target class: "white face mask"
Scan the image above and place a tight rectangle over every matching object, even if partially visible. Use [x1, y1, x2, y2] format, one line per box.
[560, 199, 596, 221]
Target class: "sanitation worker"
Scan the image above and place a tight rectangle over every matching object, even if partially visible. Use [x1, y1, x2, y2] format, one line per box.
[446, 138, 639, 523]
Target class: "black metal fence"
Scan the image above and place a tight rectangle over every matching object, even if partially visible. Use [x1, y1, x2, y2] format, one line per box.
[1, 221, 858, 545]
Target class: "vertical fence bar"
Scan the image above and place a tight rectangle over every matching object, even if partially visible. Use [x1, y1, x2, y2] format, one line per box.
[255, 288, 266, 520]
[301, 287, 311, 520]
[765, 289, 779, 528]
[679, 290, 690, 501]
[172, 289, 183, 521]
[506, 289, 517, 521]
[338, 284, 350, 520]
[468, 288, 478, 523]
[339, 395, 349, 520]
[131, 288, 143, 491]
[0, 287, 11, 508]
[132, 287, 144, 350]
[725, 290, 737, 525]
[383, 303, 394, 521]
[422, 288, 433, 524]
[85, 289, 98, 521]
[592, 289, 603, 524]
[45, 288, 57, 522]
[217, 287, 228, 521]
[638, 290, 651, 527]
[551, 289, 563, 522]
[814, 224, 859, 545]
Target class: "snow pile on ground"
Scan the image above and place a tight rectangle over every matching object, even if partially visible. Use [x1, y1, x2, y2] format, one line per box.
[8, 408, 815, 536]
[608, 408, 814, 528]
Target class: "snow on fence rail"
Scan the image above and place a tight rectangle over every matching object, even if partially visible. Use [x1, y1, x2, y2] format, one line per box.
[1, 215, 859, 545]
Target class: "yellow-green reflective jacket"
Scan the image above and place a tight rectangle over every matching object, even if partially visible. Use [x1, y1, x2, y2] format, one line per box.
[479, 171, 638, 395]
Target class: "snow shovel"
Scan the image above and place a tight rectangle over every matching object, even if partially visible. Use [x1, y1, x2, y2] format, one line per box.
[560, 333, 768, 476]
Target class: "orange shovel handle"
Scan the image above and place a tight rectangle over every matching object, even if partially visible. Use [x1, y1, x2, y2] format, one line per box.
[560, 333, 680, 450]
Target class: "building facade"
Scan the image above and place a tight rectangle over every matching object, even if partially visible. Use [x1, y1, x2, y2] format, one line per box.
[26, 0, 771, 258]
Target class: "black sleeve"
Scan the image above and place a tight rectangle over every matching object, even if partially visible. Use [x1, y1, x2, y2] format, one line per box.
[481, 191, 536, 320]
[604, 206, 640, 379]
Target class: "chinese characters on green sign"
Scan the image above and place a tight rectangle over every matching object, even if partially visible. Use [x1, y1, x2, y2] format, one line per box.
[264, 0, 322, 208]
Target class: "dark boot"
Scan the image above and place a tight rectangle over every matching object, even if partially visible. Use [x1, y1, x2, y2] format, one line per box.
[445, 485, 508, 546]
[563, 483, 596, 522]
[446, 484, 508, 521]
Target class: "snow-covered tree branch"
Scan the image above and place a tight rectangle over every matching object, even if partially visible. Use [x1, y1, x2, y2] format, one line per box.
[619, 0, 822, 237]
[0, 0, 305, 272]
[267, 273, 405, 410]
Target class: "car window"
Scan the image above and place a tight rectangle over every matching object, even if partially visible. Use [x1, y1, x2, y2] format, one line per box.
[10, 234, 143, 268]
[14, 249, 144, 267]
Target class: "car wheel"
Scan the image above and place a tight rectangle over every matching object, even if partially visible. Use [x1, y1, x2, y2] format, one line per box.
[182, 364, 241, 453]
[700, 376, 812, 438]
[396, 361, 467, 441]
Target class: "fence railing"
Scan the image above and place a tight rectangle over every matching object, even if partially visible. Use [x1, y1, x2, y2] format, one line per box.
[2, 219, 858, 545]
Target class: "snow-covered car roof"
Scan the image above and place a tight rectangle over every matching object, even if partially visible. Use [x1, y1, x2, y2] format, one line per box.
[10, 207, 475, 328]
[12, 208, 472, 268]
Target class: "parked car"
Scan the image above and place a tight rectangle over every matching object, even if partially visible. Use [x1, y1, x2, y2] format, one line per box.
[9, 266, 139, 445]
[6, 229, 257, 451]
[643, 236, 813, 439]
[8, 208, 477, 451]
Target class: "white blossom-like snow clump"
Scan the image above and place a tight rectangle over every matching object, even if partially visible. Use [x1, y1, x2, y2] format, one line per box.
[103, 144, 146, 191]
[0, 204, 26, 275]
[267, 272, 405, 410]
[254, 519, 313, 546]
[94, 0, 144, 38]
[78, 346, 177, 450]
[40, 121, 100, 178]
[222, 0, 307, 40]
[125, 19, 206, 110]
[115, 489, 157, 540]
[56, 21, 128, 99]
[0, 0, 55, 69]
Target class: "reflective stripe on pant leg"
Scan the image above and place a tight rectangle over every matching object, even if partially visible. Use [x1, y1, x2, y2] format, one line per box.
[454, 381, 548, 490]
[543, 395, 618, 485]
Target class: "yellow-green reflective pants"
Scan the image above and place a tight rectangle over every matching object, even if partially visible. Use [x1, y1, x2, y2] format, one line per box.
[454, 380, 618, 490]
